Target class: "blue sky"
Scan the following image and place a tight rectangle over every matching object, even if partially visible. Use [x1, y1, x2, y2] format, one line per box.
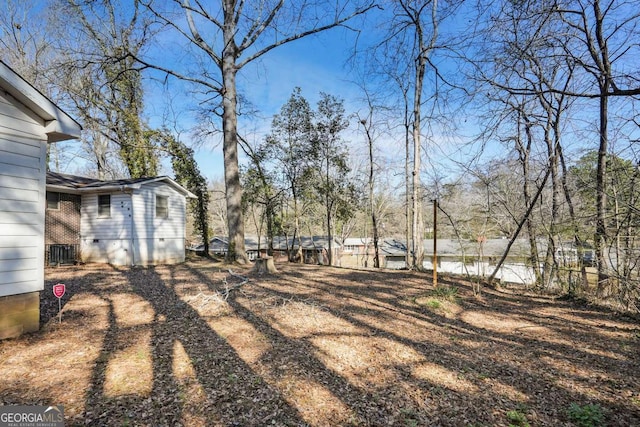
[152, 25, 370, 183]
[44, 1, 482, 184]
[49, 0, 640, 186]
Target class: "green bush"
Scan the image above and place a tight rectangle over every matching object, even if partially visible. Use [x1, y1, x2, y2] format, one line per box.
[567, 403, 604, 427]
[506, 410, 530, 427]
[432, 285, 459, 301]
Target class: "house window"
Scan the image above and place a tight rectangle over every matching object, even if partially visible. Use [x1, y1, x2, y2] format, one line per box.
[46, 192, 60, 210]
[98, 194, 111, 217]
[156, 195, 168, 218]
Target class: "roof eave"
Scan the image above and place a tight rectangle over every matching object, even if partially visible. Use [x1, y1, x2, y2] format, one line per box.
[46, 183, 140, 193]
[0, 61, 82, 142]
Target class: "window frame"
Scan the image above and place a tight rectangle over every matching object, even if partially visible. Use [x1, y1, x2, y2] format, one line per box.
[156, 195, 169, 219]
[98, 194, 111, 218]
[46, 192, 60, 210]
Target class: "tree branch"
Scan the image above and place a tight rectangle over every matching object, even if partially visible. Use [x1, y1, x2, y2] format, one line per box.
[237, 2, 378, 69]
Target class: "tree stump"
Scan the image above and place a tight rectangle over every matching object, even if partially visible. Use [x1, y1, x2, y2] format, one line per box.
[253, 256, 278, 274]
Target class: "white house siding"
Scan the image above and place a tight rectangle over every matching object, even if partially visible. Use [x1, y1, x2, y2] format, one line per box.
[494, 263, 537, 285]
[421, 259, 537, 285]
[79, 182, 187, 265]
[0, 90, 47, 298]
[131, 182, 187, 264]
[80, 192, 133, 265]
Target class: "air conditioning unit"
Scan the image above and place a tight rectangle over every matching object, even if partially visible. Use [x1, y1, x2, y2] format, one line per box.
[48, 244, 76, 265]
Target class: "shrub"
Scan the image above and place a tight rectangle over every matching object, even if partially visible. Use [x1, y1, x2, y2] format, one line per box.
[567, 403, 604, 427]
[506, 410, 530, 427]
[433, 285, 459, 301]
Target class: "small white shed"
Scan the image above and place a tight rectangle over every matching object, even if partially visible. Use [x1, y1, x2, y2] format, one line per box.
[46, 173, 196, 266]
[0, 61, 81, 339]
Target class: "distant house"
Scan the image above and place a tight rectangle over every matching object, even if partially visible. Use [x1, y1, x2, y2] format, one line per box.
[192, 235, 341, 265]
[341, 237, 401, 268]
[0, 61, 81, 339]
[290, 236, 341, 265]
[420, 238, 541, 284]
[46, 172, 196, 266]
[377, 237, 547, 284]
[379, 239, 409, 269]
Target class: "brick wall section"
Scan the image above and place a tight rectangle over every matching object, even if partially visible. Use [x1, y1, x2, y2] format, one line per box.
[45, 192, 81, 245]
[0, 292, 40, 339]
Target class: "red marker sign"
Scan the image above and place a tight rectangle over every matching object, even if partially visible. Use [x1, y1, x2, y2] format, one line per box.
[53, 284, 66, 323]
[53, 284, 66, 299]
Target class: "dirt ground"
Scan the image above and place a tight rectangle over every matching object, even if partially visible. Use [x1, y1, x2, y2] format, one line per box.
[1, 259, 639, 426]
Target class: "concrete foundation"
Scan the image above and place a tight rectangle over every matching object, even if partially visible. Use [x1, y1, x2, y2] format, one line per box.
[0, 292, 40, 339]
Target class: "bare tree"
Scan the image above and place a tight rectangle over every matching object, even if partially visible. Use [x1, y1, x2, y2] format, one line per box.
[366, 0, 463, 270]
[356, 88, 387, 268]
[208, 178, 229, 237]
[136, 0, 375, 263]
[240, 136, 283, 256]
[52, 0, 158, 179]
[0, 1, 55, 89]
[474, 0, 640, 290]
[556, 0, 640, 292]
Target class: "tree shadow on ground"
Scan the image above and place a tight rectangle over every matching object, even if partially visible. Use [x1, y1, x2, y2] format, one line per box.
[9, 261, 639, 426]
[230, 263, 640, 425]
[105, 265, 305, 426]
[39, 264, 306, 426]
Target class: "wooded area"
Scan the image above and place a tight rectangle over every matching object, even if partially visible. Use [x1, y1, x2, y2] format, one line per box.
[2, 0, 639, 311]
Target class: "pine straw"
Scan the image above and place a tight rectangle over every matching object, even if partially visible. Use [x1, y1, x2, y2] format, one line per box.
[1, 259, 639, 426]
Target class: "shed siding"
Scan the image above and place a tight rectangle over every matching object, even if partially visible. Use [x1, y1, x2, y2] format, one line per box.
[80, 192, 133, 265]
[0, 91, 47, 298]
[130, 182, 187, 264]
[79, 182, 187, 265]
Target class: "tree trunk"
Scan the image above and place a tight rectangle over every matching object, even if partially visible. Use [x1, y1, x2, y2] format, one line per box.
[366, 120, 380, 268]
[517, 112, 542, 285]
[542, 125, 560, 290]
[412, 52, 426, 270]
[253, 257, 278, 274]
[221, 9, 246, 264]
[592, 0, 611, 294]
[595, 83, 609, 294]
[404, 96, 412, 269]
[326, 160, 333, 266]
[488, 163, 553, 285]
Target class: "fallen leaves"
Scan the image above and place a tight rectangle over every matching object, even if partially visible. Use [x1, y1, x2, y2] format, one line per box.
[0, 260, 638, 426]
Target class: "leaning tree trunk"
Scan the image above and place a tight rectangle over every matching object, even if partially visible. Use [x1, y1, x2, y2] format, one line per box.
[366, 119, 380, 268]
[488, 163, 553, 286]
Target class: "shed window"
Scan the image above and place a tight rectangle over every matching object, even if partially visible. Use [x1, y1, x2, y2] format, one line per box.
[156, 195, 169, 218]
[98, 194, 111, 217]
[46, 192, 60, 210]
